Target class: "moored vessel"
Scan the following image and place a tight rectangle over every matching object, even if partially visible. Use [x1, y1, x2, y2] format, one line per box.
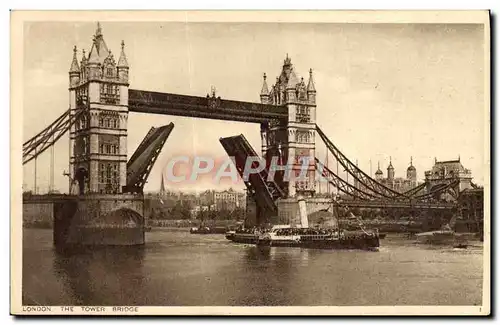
[415, 218, 476, 248]
[225, 229, 259, 244]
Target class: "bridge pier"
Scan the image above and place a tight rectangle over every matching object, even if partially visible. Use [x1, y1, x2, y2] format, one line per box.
[52, 194, 145, 251]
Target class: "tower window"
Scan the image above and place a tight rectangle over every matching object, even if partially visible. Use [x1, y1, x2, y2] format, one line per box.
[107, 67, 113, 77]
[82, 137, 87, 154]
[100, 83, 120, 104]
[99, 117, 103, 127]
[99, 144, 103, 153]
[113, 119, 117, 128]
[106, 164, 112, 181]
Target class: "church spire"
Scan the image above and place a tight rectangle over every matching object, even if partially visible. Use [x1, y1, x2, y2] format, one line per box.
[160, 174, 166, 195]
[118, 40, 129, 68]
[69, 45, 80, 73]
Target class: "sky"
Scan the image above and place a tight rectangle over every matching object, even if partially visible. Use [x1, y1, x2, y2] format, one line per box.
[22, 21, 486, 194]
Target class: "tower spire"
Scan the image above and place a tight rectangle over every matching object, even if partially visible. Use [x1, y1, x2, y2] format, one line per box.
[307, 68, 316, 92]
[118, 40, 129, 67]
[284, 53, 291, 66]
[69, 45, 80, 73]
[260, 73, 269, 95]
[96, 21, 102, 37]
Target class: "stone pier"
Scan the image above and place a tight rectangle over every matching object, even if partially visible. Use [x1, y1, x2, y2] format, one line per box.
[276, 197, 337, 227]
[51, 194, 145, 249]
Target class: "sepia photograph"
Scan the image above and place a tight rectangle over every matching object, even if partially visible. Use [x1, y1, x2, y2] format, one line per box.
[10, 10, 490, 315]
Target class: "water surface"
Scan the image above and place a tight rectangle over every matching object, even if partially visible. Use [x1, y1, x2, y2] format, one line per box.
[22, 228, 483, 306]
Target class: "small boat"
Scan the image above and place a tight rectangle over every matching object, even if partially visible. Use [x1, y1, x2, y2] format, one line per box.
[415, 220, 475, 248]
[225, 229, 259, 244]
[190, 225, 229, 234]
[415, 229, 474, 248]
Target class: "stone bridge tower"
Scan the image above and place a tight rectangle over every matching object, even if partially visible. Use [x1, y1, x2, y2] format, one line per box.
[260, 55, 317, 198]
[69, 23, 130, 195]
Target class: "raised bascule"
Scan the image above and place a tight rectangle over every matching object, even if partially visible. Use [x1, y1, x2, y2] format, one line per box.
[22, 23, 480, 248]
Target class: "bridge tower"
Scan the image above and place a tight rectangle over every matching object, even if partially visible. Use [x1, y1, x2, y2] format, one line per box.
[69, 23, 130, 194]
[260, 55, 317, 198]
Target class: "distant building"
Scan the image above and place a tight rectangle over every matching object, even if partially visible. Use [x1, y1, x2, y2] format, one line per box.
[424, 157, 473, 193]
[372, 157, 419, 193]
[214, 188, 246, 211]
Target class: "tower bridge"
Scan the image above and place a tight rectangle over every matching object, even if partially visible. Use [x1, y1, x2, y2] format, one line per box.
[22, 23, 478, 247]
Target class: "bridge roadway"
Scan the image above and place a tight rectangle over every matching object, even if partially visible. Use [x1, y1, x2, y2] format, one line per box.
[128, 89, 288, 123]
[339, 199, 457, 210]
[24, 194, 456, 210]
[22, 193, 143, 203]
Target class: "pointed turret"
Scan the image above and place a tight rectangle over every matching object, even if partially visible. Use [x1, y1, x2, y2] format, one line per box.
[69, 46, 80, 88]
[80, 49, 87, 66]
[375, 161, 383, 180]
[118, 40, 129, 68]
[88, 38, 100, 64]
[69, 45, 80, 73]
[307, 68, 316, 104]
[387, 156, 395, 181]
[407, 156, 416, 171]
[117, 40, 129, 83]
[87, 38, 101, 80]
[286, 68, 299, 89]
[407, 156, 417, 181]
[307, 68, 316, 92]
[260, 73, 270, 103]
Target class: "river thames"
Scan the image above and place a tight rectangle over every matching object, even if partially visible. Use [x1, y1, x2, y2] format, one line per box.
[22, 228, 483, 306]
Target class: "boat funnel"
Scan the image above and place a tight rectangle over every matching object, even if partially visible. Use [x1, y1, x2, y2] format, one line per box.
[298, 198, 309, 228]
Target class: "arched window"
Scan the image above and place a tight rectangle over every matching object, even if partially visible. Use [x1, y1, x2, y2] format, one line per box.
[99, 117, 103, 127]
[105, 119, 110, 128]
[113, 119, 117, 128]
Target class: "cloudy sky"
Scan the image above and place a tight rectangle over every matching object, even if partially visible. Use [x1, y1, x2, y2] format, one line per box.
[22, 21, 486, 194]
